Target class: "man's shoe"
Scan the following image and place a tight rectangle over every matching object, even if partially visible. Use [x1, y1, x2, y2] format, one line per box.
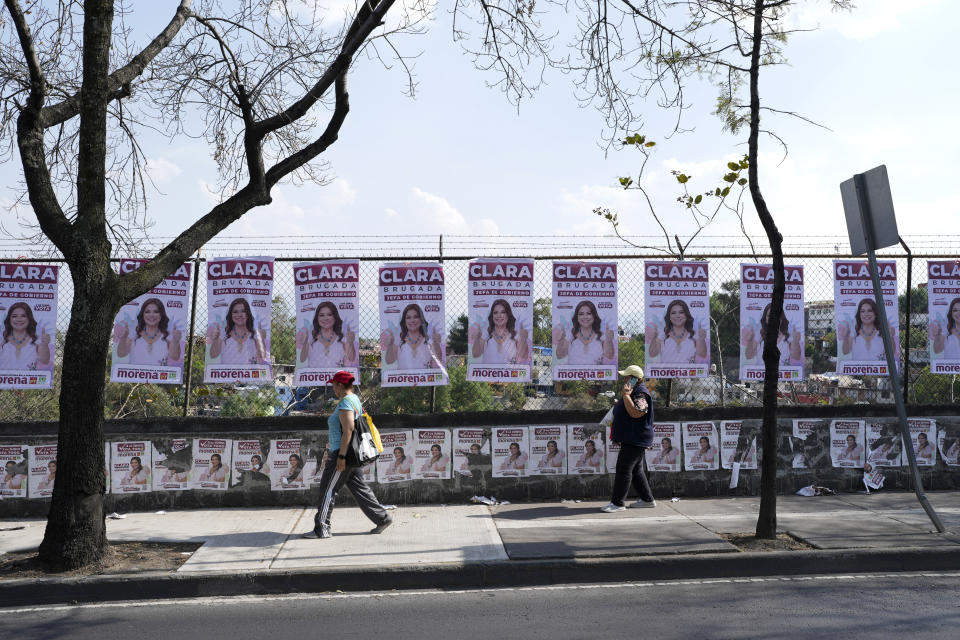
[370, 517, 393, 534]
[302, 530, 330, 539]
[600, 503, 626, 513]
[631, 499, 657, 508]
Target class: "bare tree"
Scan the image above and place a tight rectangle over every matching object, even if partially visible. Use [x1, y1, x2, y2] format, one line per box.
[457, 0, 849, 538]
[0, 0, 430, 568]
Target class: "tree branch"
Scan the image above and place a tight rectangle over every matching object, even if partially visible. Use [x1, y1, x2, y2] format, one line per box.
[40, 0, 192, 129]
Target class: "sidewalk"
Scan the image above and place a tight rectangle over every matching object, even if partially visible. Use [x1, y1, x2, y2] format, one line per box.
[3, 491, 960, 606]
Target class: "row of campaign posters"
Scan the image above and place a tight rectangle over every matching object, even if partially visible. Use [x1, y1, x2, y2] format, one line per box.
[5, 419, 956, 499]
[4, 258, 960, 389]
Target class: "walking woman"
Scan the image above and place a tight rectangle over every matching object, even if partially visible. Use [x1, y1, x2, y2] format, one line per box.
[602, 365, 656, 512]
[304, 370, 392, 539]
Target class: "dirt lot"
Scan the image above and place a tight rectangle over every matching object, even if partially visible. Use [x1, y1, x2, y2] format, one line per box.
[0, 542, 200, 580]
[721, 532, 815, 552]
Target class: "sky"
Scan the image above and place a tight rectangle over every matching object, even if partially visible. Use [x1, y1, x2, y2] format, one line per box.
[1, 0, 958, 258]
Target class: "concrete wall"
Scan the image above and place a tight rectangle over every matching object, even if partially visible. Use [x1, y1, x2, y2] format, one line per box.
[2, 405, 958, 517]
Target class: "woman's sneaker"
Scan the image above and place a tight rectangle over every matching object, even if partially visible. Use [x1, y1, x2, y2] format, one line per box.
[631, 499, 657, 508]
[600, 503, 626, 513]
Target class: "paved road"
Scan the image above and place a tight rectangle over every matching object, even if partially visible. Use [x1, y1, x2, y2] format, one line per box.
[3, 572, 959, 639]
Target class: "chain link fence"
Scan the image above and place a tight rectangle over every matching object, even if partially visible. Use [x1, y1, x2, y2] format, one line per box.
[1, 237, 955, 420]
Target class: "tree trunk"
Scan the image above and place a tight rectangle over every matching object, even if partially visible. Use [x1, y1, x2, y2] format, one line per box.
[750, 0, 785, 540]
[38, 257, 119, 568]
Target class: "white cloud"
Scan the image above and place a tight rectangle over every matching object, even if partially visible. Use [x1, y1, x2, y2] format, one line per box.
[791, 0, 943, 41]
[145, 157, 182, 184]
[402, 187, 499, 235]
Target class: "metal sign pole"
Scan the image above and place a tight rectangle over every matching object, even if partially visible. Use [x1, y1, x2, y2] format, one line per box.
[853, 173, 945, 533]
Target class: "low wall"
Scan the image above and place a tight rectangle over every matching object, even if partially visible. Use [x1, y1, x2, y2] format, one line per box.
[2, 406, 958, 518]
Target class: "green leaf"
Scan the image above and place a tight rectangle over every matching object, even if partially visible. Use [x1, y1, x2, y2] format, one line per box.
[694, 194, 702, 204]
[723, 173, 737, 183]
[721, 186, 730, 197]
[619, 177, 632, 187]
[737, 178, 748, 186]
[715, 187, 722, 196]
[676, 174, 689, 184]
[727, 162, 740, 171]
[644, 141, 656, 147]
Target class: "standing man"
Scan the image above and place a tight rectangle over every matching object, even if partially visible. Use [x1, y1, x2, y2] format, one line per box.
[601, 364, 656, 512]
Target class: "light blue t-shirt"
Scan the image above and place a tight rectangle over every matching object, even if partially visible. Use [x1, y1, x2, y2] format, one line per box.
[327, 393, 362, 452]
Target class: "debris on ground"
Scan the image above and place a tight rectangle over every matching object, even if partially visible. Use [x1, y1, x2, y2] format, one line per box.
[796, 485, 835, 497]
[107, 512, 126, 519]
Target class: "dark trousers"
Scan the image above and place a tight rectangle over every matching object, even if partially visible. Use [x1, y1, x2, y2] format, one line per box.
[313, 460, 389, 537]
[610, 443, 654, 507]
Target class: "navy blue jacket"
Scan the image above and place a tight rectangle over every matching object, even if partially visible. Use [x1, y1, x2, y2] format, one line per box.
[610, 382, 654, 447]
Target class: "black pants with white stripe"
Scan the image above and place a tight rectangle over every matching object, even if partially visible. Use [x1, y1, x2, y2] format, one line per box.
[312, 460, 389, 537]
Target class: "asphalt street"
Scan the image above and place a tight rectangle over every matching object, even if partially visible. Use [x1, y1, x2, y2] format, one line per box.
[3, 571, 959, 639]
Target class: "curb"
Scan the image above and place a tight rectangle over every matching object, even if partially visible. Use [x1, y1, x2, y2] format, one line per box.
[3, 546, 960, 608]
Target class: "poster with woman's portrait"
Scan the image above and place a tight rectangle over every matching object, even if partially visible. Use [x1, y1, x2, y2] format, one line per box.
[467, 258, 534, 382]
[908, 418, 937, 467]
[413, 429, 452, 480]
[834, 260, 899, 376]
[865, 422, 902, 468]
[190, 438, 232, 490]
[376, 431, 413, 484]
[204, 257, 273, 384]
[110, 441, 152, 494]
[151, 438, 191, 491]
[379, 263, 447, 387]
[529, 425, 566, 476]
[567, 426, 605, 475]
[492, 427, 530, 478]
[791, 420, 821, 469]
[938, 429, 960, 467]
[739, 264, 804, 382]
[830, 420, 865, 468]
[683, 422, 718, 471]
[28, 444, 57, 499]
[232, 439, 269, 487]
[644, 261, 710, 379]
[551, 262, 617, 382]
[927, 260, 960, 374]
[0, 263, 58, 389]
[305, 442, 331, 486]
[720, 421, 758, 470]
[268, 439, 307, 491]
[293, 260, 360, 386]
[648, 423, 682, 472]
[0, 445, 28, 499]
[111, 259, 191, 384]
[453, 428, 490, 477]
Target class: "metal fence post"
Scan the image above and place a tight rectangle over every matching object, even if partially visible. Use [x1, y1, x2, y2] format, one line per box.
[430, 235, 443, 413]
[900, 237, 912, 402]
[182, 254, 202, 417]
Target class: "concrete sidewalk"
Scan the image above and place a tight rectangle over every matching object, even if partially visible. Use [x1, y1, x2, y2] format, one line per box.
[3, 491, 960, 606]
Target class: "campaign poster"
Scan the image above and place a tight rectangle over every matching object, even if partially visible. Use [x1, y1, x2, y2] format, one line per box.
[190, 438, 231, 490]
[231, 439, 267, 486]
[492, 427, 530, 478]
[453, 428, 490, 477]
[110, 441, 152, 494]
[644, 261, 710, 379]
[938, 429, 960, 467]
[739, 264, 804, 382]
[0, 263, 57, 389]
[908, 418, 937, 467]
[567, 425, 605, 475]
[293, 260, 360, 386]
[204, 256, 273, 384]
[605, 429, 620, 474]
[110, 259, 191, 384]
[791, 419, 820, 469]
[378, 262, 447, 387]
[550, 262, 617, 383]
[834, 260, 899, 376]
[683, 422, 718, 471]
[413, 429, 452, 480]
[467, 258, 534, 382]
[830, 419, 865, 468]
[151, 438, 191, 491]
[529, 425, 567, 476]
[376, 430, 413, 484]
[0, 445, 28, 499]
[927, 260, 960, 374]
[648, 423, 682, 472]
[28, 444, 57, 498]
[305, 442, 331, 486]
[865, 422, 902, 468]
[268, 439, 307, 491]
[719, 421, 758, 470]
